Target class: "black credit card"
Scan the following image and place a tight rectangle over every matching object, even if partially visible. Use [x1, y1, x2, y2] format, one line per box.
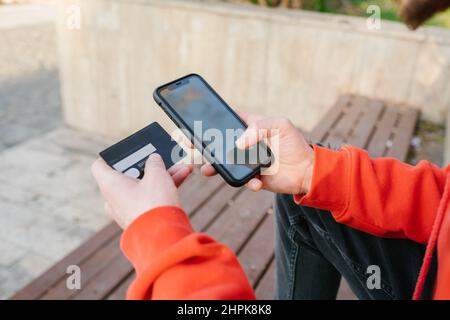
[99, 122, 186, 179]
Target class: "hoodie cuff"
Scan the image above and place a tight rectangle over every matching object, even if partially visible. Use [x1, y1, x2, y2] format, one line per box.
[120, 206, 193, 275]
[294, 144, 351, 214]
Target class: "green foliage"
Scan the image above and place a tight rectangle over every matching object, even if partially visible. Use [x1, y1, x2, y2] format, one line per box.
[240, 0, 450, 28]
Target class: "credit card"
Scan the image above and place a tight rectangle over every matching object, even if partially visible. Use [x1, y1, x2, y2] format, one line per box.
[99, 122, 186, 179]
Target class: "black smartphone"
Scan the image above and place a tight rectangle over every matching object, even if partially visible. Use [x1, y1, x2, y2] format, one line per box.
[153, 74, 272, 187]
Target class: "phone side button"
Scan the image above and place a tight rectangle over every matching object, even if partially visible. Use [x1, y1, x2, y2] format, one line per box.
[167, 114, 178, 125]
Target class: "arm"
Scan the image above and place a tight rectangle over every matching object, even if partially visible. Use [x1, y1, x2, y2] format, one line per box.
[296, 145, 449, 244]
[91, 154, 254, 300]
[121, 206, 255, 300]
[199, 113, 447, 244]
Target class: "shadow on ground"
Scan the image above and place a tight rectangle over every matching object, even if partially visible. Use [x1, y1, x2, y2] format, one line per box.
[0, 68, 62, 151]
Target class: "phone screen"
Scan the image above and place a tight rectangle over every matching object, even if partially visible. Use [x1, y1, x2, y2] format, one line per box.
[158, 74, 270, 183]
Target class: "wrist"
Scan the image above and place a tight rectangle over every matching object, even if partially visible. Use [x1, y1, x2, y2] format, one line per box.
[122, 204, 182, 229]
[300, 146, 315, 195]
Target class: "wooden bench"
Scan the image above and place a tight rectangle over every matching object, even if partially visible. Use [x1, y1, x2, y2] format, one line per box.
[11, 94, 418, 300]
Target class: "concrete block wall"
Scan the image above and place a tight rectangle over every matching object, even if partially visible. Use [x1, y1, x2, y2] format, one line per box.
[56, 0, 450, 146]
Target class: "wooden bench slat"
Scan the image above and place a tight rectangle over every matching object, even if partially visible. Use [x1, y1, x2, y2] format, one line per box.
[11, 222, 121, 300]
[255, 259, 275, 300]
[181, 174, 225, 214]
[41, 235, 121, 299]
[385, 108, 418, 160]
[179, 172, 213, 208]
[346, 100, 384, 148]
[106, 274, 134, 300]
[72, 254, 132, 300]
[206, 189, 273, 253]
[326, 97, 363, 146]
[309, 95, 350, 142]
[367, 107, 399, 158]
[237, 214, 274, 286]
[332, 96, 364, 137]
[190, 184, 242, 231]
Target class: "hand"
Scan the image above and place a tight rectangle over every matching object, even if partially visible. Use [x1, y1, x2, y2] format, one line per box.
[91, 153, 193, 229]
[200, 112, 314, 195]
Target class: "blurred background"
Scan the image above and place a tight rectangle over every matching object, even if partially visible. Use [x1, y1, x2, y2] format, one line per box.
[232, 0, 450, 28]
[0, 0, 449, 299]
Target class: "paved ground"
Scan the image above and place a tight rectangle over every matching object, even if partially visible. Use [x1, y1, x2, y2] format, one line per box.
[408, 120, 445, 167]
[0, 21, 60, 151]
[0, 128, 112, 299]
[0, 5, 112, 299]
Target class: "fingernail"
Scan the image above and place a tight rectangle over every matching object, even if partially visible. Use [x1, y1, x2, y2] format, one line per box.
[251, 179, 262, 191]
[148, 153, 162, 161]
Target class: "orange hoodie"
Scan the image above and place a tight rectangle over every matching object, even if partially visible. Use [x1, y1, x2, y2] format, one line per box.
[121, 145, 450, 300]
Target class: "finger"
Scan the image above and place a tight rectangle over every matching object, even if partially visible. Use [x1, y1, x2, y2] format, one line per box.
[236, 110, 249, 124]
[246, 178, 263, 192]
[235, 123, 259, 150]
[235, 111, 265, 125]
[168, 163, 193, 176]
[171, 165, 193, 187]
[91, 158, 127, 190]
[235, 117, 287, 150]
[181, 137, 195, 150]
[144, 153, 166, 174]
[172, 128, 195, 149]
[200, 163, 217, 177]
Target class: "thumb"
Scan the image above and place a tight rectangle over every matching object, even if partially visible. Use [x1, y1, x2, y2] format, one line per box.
[236, 117, 284, 150]
[91, 158, 126, 191]
[144, 153, 166, 175]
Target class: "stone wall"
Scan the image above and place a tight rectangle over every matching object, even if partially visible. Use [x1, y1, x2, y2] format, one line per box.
[0, 0, 57, 4]
[57, 0, 450, 142]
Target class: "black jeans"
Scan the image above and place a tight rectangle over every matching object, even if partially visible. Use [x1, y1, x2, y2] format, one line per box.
[274, 193, 436, 300]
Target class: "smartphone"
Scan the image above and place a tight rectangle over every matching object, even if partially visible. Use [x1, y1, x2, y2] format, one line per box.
[153, 74, 272, 187]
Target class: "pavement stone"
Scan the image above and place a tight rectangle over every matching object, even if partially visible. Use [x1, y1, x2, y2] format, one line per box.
[0, 238, 27, 268]
[0, 128, 113, 298]
[0, 15, 117, 298]
[0, 19, 61, 152]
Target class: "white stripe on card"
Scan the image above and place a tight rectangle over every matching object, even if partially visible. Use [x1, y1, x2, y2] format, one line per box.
[112, 143, 156, 172]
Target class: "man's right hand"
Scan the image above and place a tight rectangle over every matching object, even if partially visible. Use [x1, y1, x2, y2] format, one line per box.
[201, 112, 315, 195]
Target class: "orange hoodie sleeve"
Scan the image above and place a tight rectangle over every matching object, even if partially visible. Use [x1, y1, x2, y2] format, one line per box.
[295, 145, 449, 244]
[120, 206, 255, 300]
